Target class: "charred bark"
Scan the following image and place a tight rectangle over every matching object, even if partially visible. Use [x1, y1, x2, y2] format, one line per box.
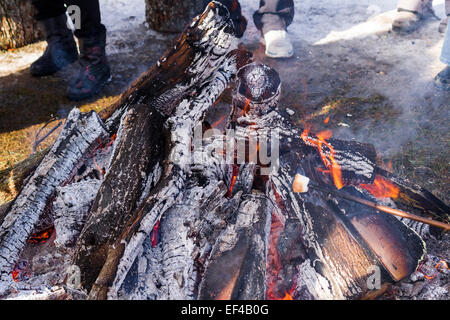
[198, 193, 273, 300]
[73, 104, 166, 293]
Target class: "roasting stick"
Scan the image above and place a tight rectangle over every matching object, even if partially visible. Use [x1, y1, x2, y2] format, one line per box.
[292, 174, 450, 231]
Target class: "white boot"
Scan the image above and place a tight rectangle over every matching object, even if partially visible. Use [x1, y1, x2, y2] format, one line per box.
[263, 30, 293, 58]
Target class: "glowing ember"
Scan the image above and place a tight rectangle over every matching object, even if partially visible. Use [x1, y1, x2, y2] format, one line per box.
[265, 210, 286, 300]
[11, 270, 20, 282]
[301, 126, 343, 189]
[435, 260, 449, 273]
[27, 226, 55, 244]
[150, 220, 160, 248]
[360, 175, 399, 199]
[10, 260, 29, 282]
[417, 259, 449, 280]
[281, 291, 294, 300]
[324, 116, 330, 124]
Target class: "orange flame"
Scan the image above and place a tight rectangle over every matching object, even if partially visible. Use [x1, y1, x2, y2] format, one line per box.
[281, 292, 294, 300]
[301, 126, 343, 189]
[360, 175, 399, 199]
[227, 165, 240, 198]
[241, 98, 251, 116]
[11, 270, 20, 282]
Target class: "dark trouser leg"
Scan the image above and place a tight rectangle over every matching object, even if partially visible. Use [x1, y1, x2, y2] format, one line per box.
[32, 0, 106, 37]
[30, 0, 78, 76]
[32, 0, 66, 20]
[253, 0, 294, 34]
[65, 1, 110, 100]
[66, 0, 106, 38]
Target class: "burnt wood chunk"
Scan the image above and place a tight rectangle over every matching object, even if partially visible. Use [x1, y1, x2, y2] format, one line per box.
[198, 194, 272, 300]
[73, 103, 166, 293]
[0, 109, 108, 295]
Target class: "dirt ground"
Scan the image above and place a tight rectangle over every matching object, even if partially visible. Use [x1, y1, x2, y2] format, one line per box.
[0, 0, 448, 300]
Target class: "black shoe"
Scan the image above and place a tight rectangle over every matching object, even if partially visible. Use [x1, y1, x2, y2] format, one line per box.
[67, 31, 111, 101]
[30, 15, 78, 77]
[434, 66, 450, 91]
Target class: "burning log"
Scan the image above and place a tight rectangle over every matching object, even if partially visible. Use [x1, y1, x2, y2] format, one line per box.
[198, 193, 272, 300]
[292, 175, 450, 231]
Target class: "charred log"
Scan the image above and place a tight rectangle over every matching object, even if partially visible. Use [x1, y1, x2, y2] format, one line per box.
[0, 109, 108, 295]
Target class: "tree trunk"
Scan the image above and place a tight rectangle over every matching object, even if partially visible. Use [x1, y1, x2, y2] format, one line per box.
[0, 0, 43, 50]
[145, 0, 205, 33]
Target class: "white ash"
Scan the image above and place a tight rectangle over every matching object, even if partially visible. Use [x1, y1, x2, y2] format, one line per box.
[53, 179, 102, 247]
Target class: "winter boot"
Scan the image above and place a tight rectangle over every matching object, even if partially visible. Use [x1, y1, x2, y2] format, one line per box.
[67, 31, 111, 101]
[392, 0, 437, 33]
[263, 30, 294, 58]
[30, 14, 78, 77]
[434, 66, 450, 91]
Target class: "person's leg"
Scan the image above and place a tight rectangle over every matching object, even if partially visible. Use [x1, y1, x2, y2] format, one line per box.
[253, 0, 294, 35]
[434, 23, 450, 90]
[439, 0, 450, 33]
[67, 0, 106, 38]
[65, 0, 110, 100]
[30, 0, 78, 76]
[393, 0, 435, 33]
[32, 0, 66, 20]
[253, 0, 294, 58]
[442, 24, 450, 65]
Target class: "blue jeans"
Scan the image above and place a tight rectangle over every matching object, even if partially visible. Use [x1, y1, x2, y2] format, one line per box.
[442, 23, 450, 65]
